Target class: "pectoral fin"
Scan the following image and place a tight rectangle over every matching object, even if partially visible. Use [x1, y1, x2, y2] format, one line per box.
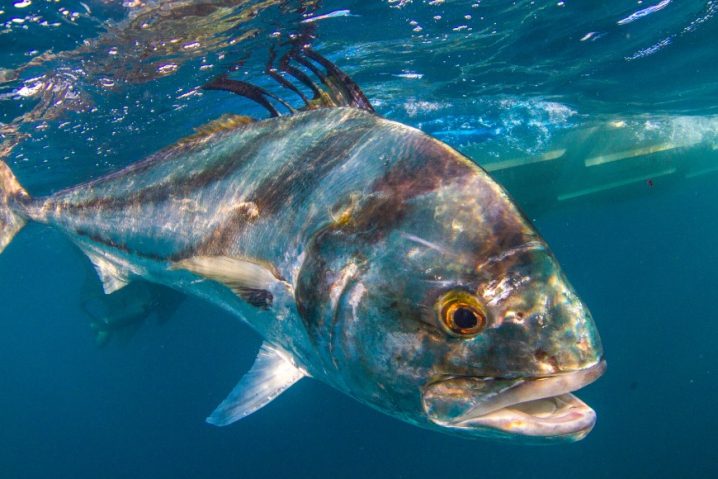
[172, 255, 284, 308]
[207, 342, 306, 426]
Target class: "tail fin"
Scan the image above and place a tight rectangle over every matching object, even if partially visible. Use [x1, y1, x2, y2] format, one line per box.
[0, 160, 29, 254]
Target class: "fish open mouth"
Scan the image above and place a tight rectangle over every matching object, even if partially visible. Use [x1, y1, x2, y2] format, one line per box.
[422, 360, 606, 441]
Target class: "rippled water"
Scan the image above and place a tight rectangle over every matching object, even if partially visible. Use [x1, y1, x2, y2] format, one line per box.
[1, 1, 717, 478]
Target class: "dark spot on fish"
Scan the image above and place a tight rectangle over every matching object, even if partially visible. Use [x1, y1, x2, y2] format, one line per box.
[234, 287, 273, 309]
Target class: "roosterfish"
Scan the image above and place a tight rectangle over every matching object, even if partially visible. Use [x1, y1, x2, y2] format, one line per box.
[0, 47, 604, 442]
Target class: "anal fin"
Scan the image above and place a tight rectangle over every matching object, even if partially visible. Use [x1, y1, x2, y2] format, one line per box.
[81, 246, 130, 294]
[207, 342, 306, 426]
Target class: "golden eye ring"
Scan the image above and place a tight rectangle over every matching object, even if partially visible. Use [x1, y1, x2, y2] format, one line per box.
[436, 290, 487, 337]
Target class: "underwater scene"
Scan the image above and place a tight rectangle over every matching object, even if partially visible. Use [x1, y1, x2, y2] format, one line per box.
[0, 1, 717, 478]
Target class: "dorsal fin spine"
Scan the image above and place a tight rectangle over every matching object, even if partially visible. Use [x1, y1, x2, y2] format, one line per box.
[202, 46, 373, 117]
[266, 47, 311, 107]
[279, 53, 323, 99]
[303, 48, 374, 112]
[203, 75, 282, 117]
[291, 54, 341, 106]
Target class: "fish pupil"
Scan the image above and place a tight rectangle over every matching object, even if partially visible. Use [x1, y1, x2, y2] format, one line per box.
[453, 307, 477, 329]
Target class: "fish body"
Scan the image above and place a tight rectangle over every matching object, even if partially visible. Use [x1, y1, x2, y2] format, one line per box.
[0, 63, 604, 442]
[34, 108, 445, 359]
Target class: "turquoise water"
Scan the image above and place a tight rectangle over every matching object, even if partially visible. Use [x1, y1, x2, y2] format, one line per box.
[1, 1, 717, 477]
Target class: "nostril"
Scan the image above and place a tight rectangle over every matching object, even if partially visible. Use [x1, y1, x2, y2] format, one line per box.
[534, 350, 560, 373]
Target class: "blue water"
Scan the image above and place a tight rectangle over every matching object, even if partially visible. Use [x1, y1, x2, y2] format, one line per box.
[1, 1, 717, 478]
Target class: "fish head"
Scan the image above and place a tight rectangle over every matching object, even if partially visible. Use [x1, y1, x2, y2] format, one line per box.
[297, 134, 604, 443]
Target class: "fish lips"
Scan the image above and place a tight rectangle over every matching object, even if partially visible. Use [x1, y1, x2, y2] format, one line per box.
[422, 360, 606, 442]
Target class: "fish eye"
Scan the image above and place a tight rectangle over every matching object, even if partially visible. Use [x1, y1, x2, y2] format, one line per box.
[436, 290, 487, 337]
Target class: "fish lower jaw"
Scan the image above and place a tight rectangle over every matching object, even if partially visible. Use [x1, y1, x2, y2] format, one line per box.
[424, 359, 606, 442]
[453, 392, 597, 441]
